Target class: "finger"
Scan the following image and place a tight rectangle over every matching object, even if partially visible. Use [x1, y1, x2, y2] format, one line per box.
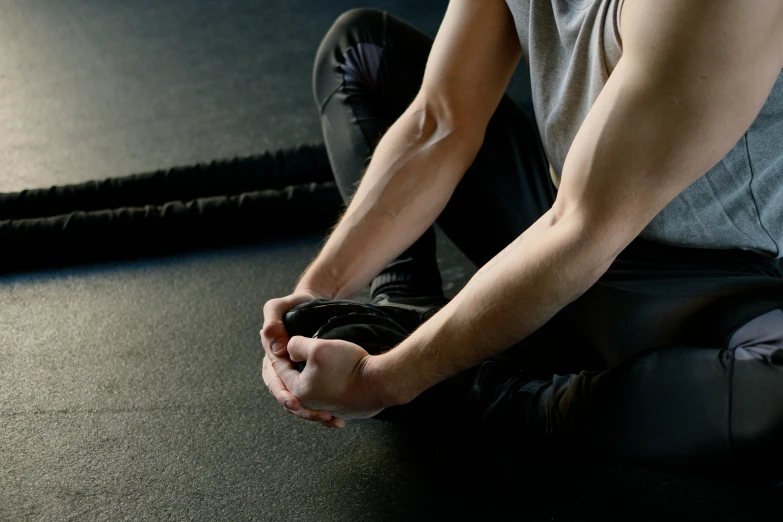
[286, 405, 333, 423]
[261, 294, 317, 355]
[261, 308, 289, 356]
[263, 353, 299, 410]
[261, 325, 288, 356]
[263, 355, 301, 410]
[264, 361, 301, 410]
[269, 351, 302, 393]
[330, 418, 347, 429]
[268, 353, 334, 421]
[262, 356, 273, 387]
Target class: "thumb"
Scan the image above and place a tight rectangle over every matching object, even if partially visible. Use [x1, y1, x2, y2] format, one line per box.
[287, 336, 317, 365]
[268, 323, 289, 356]
[261, 292, 319, 355]
[261, 321, 289, 356]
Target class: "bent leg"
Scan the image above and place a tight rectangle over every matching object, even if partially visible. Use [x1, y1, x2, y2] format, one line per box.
[313, 8, 441, 297]
[312, 8, 556, 297]
[527, 320, 783, 483]
[518, 248, 783, 481]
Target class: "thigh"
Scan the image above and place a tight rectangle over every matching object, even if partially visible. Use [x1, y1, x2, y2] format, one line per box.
[563, 237, 783, 366]
[571, 333, 783, 480]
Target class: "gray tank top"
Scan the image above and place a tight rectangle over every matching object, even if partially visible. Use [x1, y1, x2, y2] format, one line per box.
[505, 0, 783, 258]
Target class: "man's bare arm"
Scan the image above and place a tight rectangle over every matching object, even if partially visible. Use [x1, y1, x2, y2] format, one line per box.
[297, 0, 522, 299]
[368, 0, 783, 405]
[261, 0, 522, 425]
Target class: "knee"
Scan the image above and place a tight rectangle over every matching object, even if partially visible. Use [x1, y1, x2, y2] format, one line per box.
[732, 421, 783, 484]
[730, 356, 783, 482]
[312, 8, 385, 106]
[329, 8, 384, 38]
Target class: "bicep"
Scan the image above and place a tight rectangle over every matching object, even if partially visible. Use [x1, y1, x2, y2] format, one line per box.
[415, 0, 522, 130]
[554, 0, 783, 258]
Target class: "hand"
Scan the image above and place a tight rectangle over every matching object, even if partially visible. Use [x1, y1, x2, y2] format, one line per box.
[261, 290, 345, 428]
[283, 336, 386, 420]
[261, 290, 319, 356]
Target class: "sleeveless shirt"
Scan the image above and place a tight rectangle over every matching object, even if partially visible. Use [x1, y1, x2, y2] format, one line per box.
[505, 0, 783, 258]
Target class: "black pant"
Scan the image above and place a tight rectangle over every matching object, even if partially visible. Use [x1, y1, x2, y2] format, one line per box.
[314, 8, 783, 480]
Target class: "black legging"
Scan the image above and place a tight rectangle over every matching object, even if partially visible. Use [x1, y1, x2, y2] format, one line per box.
[314, 8, 783, 481]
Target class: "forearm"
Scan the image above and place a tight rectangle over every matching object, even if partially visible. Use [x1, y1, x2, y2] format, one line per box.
[298, 100, 482, 298]
[371, 209, 618, 406]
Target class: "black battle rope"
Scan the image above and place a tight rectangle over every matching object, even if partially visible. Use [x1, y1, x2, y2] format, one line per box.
[0, 143, 333, 221]
[0, 144, 344, 274]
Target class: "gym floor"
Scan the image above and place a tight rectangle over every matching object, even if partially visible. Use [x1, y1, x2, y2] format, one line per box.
[1, 1, 780, 520]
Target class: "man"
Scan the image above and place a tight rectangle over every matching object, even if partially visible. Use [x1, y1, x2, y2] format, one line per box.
[262, 0, 783, 477]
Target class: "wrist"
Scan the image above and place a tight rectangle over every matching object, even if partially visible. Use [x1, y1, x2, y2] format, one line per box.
[362, 353, 416, 408]
[292, 284, 328, 300]
[296, 262, 341, 300]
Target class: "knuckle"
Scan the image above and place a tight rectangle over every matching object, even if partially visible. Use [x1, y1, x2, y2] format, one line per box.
[263, 298, 283, 319]
[303, 411, 321, 422]
[261, 321, 279, 338]
[291, 409, 308, 420]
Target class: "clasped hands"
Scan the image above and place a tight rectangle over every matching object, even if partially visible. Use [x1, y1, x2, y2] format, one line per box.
[260, 291, 386, 429]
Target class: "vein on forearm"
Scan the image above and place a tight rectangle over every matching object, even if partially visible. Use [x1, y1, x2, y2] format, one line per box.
[380, 210, 614, 403]
[305, 108, 482, 299]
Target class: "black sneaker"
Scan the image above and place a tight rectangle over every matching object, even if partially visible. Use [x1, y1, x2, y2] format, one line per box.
[282, 294, 448, 371]
[282, 295, 549, 437]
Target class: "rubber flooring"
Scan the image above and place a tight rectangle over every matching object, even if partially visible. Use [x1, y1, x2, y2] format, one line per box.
[1, 1, 780, 520]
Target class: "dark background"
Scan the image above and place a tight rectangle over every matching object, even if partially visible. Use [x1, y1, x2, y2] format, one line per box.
[1, 1, 779, 520]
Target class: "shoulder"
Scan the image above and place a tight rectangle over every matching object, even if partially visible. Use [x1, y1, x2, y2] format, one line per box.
[619, 0, 783, 70]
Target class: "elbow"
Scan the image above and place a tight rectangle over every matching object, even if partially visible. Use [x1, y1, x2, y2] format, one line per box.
[406, 94, 484, 155]
[543, 204, 627, 293]
[409, 100, 442, 143]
